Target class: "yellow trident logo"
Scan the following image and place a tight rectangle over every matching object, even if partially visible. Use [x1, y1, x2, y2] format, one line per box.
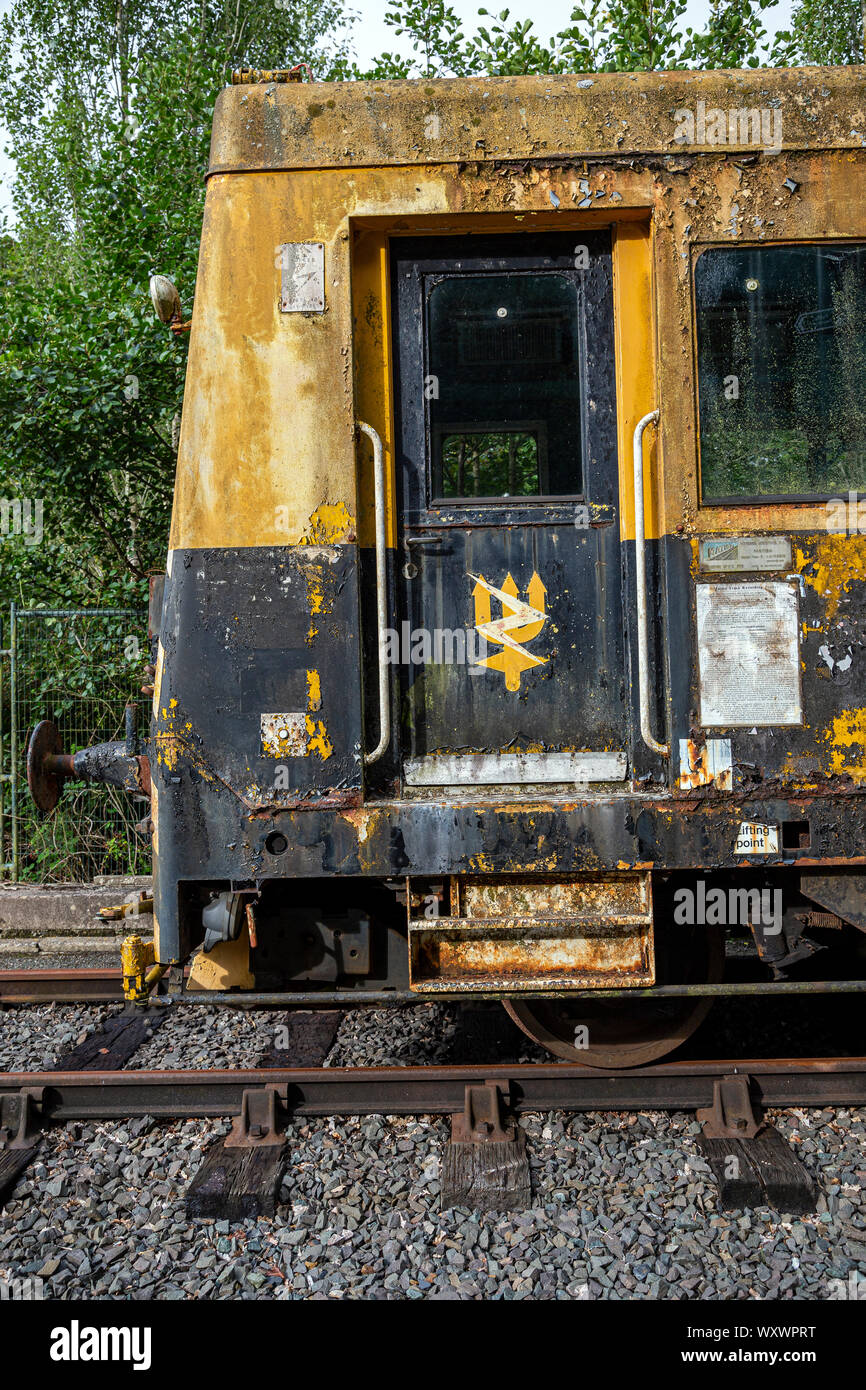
[469, 571, 548, 692]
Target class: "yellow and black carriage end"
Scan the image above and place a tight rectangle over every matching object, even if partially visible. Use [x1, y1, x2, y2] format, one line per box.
[28, 64, 866, 1063]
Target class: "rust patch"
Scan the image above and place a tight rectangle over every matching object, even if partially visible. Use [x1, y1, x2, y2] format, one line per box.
[456, 872, 650, 918]
[408, 872, 654, 992]
[339, 806, 378, 843]
[678, 738, 733, 791]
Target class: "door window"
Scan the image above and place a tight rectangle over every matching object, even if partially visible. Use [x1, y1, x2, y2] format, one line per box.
[427, 273, 583, 501]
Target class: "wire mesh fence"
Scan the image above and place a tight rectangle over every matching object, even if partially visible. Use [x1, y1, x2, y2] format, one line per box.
[3, 606, 152, 882]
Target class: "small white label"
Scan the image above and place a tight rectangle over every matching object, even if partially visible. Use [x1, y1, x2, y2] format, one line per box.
[261, 712, 307, 757]
[735, 822, 779, 855]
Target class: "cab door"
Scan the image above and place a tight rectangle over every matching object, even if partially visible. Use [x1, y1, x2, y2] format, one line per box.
[391, 231, 627, 787]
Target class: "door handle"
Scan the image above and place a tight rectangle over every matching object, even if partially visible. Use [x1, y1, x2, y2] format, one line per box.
[357, 421, 390, 765]
[402, 532, 443, 578]
[632, 408, 669, 757]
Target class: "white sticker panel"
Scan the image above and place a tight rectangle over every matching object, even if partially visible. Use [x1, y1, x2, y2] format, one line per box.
[699, 537, 792, 572]
[697, 582, 802, 727]
[279, 243, 325, 313]
[735, 822, 780, 855]
[404, 751, 627, 786]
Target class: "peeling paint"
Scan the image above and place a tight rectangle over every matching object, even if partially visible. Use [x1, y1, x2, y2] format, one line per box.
[678, 737, 733, 791]
[303, 501, 354, 545]
[824, 707, 866, 784]
[796, 536, 866, 623]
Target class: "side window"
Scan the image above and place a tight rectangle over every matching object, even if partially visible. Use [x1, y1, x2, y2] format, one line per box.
[426, 272, 583, 501]
[695, 243, 866, 501]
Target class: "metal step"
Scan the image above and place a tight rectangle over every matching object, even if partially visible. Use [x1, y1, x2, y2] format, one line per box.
[408, 871, 654, 993]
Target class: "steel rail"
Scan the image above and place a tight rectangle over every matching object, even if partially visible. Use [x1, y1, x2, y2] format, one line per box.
[6, 968, 866, 1006]
[0, 969, 123, 1003]
[3, 1057, 866, 1120]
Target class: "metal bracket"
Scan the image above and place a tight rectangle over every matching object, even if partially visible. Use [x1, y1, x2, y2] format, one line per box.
[99, 890, 154, 922]
[748, 911, 822, 981]
[451, 1081, 517, 1144]
[0, 1088, 44, 1151]
[224, 1085, 288, 1149]
[697, 1074, 763, 1140]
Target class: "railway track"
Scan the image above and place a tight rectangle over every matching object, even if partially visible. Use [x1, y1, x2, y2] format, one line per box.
[2, 1056, 866, 1117]
[3, 976, 862, 1215]
[2, 1054, 860, 1216]
[0, 968, 123, 1003]
[6, 965, 866, 1006]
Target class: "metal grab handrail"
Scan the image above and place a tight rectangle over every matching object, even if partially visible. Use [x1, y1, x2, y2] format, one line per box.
[632, 408, 669, 757]
[356, 421, 390, 765]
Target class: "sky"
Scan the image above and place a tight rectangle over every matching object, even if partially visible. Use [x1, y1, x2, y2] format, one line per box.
[0, 0, 795, 223]
[349, 0, 794, 68]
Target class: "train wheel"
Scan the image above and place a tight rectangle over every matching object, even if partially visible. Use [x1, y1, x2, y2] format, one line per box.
[503, 924, 725, 1068]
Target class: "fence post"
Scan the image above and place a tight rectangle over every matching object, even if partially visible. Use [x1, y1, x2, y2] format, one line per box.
[0, 610, 4, 876]
[10, 602, 18, 881]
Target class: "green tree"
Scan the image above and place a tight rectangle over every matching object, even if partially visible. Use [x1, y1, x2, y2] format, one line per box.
[682, 0, 779, 68]
[0, 2, 352, 607]
[361, 1, 790, 78]
[773, 0, 864, 65]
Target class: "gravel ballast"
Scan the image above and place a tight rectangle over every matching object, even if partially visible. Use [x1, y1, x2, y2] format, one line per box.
[1, 1106, 864, 1300]
[1, 1000, 864, 1299]
[0, 1002, 121, 1072]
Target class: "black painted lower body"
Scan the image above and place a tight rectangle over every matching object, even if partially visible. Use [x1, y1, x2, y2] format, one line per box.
[152, 782, 866, 963]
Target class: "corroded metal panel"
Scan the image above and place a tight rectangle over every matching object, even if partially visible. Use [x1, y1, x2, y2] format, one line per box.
[678, 738, 733, 792]
[408, 919, 653, 992]
[155, 546, 361, 811]
[278, 242, 324, 313]
[209, 69, 866, 175]
[408, 871, 654, 992]
[457, 873, 651, 918]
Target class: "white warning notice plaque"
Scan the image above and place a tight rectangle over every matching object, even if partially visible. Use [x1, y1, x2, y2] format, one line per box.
[697, 582, 802, 727]
[734, 822, 780, 855]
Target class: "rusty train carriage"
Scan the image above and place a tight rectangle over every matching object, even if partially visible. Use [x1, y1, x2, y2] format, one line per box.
[30, 64, 866, 1064]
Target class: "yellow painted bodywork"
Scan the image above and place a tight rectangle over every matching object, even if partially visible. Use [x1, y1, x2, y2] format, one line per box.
[187, 929, 254, 991]
[795, 536, 866, 623]
[169, 66, 866, 558]
[824, 709, 866, 785]
[151, 59, 866, 929]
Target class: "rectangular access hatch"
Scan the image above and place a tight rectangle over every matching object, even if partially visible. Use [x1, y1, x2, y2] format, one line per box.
[408, 873, 654, 993]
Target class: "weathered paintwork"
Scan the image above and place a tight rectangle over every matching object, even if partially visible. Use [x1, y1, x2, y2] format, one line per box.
[209, 69, 864, 173]
[150, 65, 866, 982]
[406, 871, 654, 992]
